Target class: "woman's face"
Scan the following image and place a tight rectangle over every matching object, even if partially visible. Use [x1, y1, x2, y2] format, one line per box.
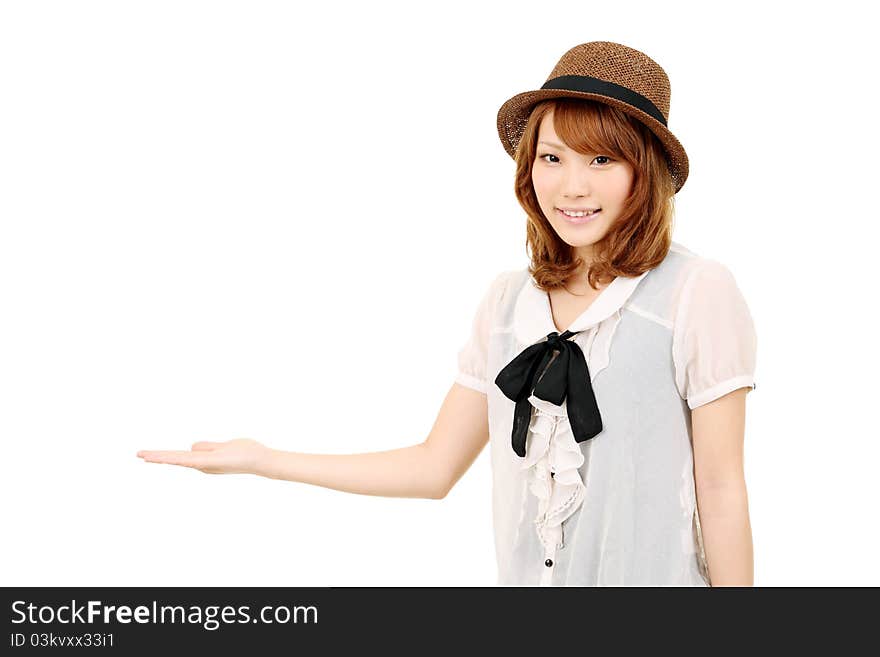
[531, 111, 634, 265]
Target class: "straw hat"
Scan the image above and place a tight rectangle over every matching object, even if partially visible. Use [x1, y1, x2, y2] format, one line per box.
[496, 41, 689, 193]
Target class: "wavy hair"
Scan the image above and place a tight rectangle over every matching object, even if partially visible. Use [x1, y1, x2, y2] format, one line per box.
[514, 98, 678, 292]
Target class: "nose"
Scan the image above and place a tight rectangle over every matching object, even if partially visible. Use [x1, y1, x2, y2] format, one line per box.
[560, 159, 594, 197]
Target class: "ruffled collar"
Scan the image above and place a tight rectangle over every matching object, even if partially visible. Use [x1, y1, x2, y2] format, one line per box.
[512, 269, 651, 347]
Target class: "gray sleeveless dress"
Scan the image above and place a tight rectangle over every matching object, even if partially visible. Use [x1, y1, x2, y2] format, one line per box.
[455, 241, 757, 586]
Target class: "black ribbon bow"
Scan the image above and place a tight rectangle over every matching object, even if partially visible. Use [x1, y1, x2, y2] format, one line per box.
[494, 330, 603, 457]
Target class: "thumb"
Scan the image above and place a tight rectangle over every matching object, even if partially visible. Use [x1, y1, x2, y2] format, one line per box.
[191, 441, 224, 451]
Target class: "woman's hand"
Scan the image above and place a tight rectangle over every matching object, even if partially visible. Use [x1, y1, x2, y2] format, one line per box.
[137, 438, 271, 476]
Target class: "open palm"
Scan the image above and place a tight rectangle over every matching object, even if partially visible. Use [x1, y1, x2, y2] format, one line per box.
[137, 438, 269, 475]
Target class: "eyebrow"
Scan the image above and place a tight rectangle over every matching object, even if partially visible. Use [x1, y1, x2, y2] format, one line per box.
[538, 140, 603, 156]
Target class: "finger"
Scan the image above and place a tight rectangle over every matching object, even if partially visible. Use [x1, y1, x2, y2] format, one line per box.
[136, 450, 183, 458]
[137, 450, 206, 468]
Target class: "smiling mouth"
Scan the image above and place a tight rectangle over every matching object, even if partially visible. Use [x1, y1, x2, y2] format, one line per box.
[556, 207, 601, 223]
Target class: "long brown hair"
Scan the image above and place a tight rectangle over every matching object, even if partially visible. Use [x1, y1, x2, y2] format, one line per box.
[514, 98, 677, 292]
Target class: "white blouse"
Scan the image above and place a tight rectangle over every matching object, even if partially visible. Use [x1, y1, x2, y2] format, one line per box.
[455, 241, 757, 586]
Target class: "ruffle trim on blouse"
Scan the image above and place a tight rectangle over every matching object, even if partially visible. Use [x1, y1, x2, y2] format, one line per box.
[511, 317, 621, 555]
[521, 406, 586, 552]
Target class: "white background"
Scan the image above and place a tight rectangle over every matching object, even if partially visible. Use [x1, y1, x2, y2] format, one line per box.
[1, 0, 877, 587]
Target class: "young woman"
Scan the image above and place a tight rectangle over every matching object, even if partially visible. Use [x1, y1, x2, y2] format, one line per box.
[137, 42, 757, 587]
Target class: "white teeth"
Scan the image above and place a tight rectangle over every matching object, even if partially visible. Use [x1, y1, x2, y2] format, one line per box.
[561, 208, 599, 217]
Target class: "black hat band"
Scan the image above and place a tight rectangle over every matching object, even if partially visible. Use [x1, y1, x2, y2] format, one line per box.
[541, 75, 667, 127]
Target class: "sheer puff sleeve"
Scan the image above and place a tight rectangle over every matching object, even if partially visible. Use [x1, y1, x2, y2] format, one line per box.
[454, 271, 510, 394]
[672, 258, 758, 410]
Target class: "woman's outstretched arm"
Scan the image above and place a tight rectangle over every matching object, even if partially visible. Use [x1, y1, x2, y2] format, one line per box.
[137, 382, 490, 501]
